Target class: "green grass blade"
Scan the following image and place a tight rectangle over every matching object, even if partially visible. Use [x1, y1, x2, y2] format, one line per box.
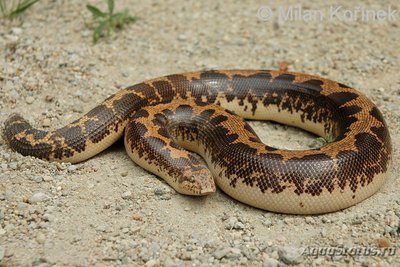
[93, 19, 109, 43]
[86, 4, 107, 18]
[0, 1, 6, 14]
[8, 0, 40, 19]
[110, 11, 137, 28]
[109, 13, 120, 28]
[107, 0, 114, 14]
[123, 9, 138, 22]
[87, 1, 137, 43]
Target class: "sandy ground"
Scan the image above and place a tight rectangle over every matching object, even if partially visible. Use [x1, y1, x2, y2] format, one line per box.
[0, 0, 399, 266]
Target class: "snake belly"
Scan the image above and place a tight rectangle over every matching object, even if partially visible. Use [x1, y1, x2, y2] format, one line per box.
[2, 70, 392, 214]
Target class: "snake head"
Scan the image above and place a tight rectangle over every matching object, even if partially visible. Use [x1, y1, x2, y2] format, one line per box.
[176, 166, 216, 196]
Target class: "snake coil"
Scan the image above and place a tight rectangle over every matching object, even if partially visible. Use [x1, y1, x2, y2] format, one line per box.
[3, 70, 392, 214]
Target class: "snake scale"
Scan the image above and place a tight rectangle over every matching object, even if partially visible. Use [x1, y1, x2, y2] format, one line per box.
[2, 70, 392, 214]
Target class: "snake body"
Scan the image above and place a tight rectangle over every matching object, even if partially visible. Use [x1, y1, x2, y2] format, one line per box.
[3, 70, 392, 214]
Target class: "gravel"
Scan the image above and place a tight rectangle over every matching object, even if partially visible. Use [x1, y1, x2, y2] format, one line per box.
[31, 176, 43, 183]
[0, 246, 4, 263]
[28, 192, 48, 203]
[0, 0, 399, 266]
[25, 96, 35, 104]
[154, 186, 172, 200]
[263, 257, 279, 267]
[213, 247, 231, 260]
[67, 165, 77, 172]
[225, 216, 245, 230]
[8, 162, 18, 170]
[42, 118, 51, 127]
[121, 191, 133, 200]
[278, 246, 304, 265]
[42, 175, 53, 182]
[154, 187, 167, 196]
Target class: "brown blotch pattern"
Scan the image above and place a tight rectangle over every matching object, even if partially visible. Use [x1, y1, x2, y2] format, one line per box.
[2, 70, 391, 200]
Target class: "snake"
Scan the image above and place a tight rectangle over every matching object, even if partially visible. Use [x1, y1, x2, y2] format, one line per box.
[2, 70, 392, 214]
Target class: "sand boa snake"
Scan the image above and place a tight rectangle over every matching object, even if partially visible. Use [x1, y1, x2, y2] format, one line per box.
[2, 70, 392, 214]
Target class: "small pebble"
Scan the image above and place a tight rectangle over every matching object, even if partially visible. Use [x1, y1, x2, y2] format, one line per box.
[42, 213, 54, 222]
[278, 246, 303, 265]
[351, 216, 363, 225]
[32, 176, 43, 183]
[177, 34, 187, 41]
[42, 118, 51, 127]
[0, 246, 4, 262]
[262, 219, 273, 227]
[145, 259, 159, 267]
[385, 210, 399, 228]
[213, 247, 231, 260]
[96, 223, 109, 232]
[227, 247, 242, 260]
[225, 217, 238, 230]
[225, 217, 245, 230]
[17, 202, 29, 210]
[164, 257, 176, 267]
[4, 224, 14, 232]
[36, 232, 46, 244]
[154, 187, 166, 195]
[67, 165, 77, 172]
[320, 228, 327, 237]
[234, 222, 245, 230]
[29, 192, 48, 203]
[160, 194, 171, 200]
[45, 95, 54, 102]
[321, 217, 330, 223]
[25, 96, 35, 104]
[377, 237, 391, 248]
[263, 257, 279, 267]
[55, 162, 67, 170]
[9, 89, 20, 101]
[132, 213, 142, 221]
[121, 191, 132, 200]
[283, 217, 294, 224]
[9, 162, 18, 170]
[1, 164, 7, 171]
[304, 217, 315, 224]
[313, 257, 325, 265]
[4, 191, 15, 201]
[11, 27, 22, 35]
[43, 175, 53, 182]
[72, 104, 84, 113]
[121, 171, 128, 177]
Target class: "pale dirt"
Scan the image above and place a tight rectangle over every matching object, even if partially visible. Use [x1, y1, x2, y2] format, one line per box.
[0, 0, 399, 266]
